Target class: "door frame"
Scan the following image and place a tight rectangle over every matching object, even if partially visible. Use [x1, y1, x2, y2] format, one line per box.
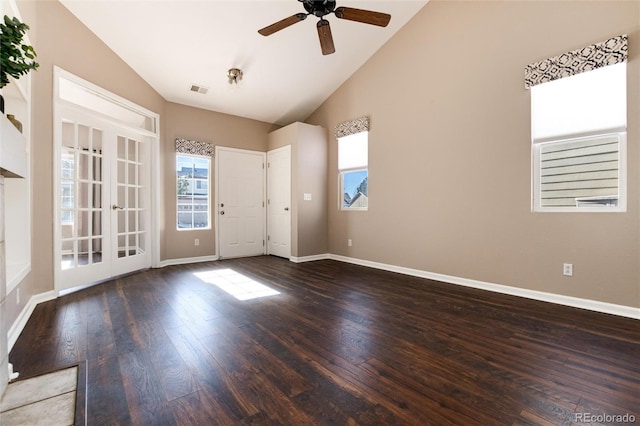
[53, 67, 160, 293]
[214, 146, 267, 259]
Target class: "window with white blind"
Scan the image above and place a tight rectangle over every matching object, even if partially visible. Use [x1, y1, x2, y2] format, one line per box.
[535, 133, 625, 208]
[530, 61, 627, 212]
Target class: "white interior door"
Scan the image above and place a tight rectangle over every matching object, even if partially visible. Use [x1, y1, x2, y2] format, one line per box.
[217, 147, 266, 259]
[267, 146, 291, 258]
[56, 108, 151, 291]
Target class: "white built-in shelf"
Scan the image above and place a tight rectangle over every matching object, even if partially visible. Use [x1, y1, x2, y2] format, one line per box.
[0, 51, 33, 295]
[0, 113, 28, 178]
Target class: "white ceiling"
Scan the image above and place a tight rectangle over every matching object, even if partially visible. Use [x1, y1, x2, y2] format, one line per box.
[59, 0, 428, 125]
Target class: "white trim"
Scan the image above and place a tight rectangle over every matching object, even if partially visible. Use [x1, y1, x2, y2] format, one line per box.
[54, 67, 159, 136]
[531, 126, 627, 144]
[157, 255, 218, 268]
[289, 254, 331, 263]
[56, 101, 158, 139]
[150, 119, 162, 268]
[8, 291, 58, 352]
[328, 254, 640, 320]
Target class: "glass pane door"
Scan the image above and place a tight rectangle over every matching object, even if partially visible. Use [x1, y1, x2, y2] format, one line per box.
[60, 120, 105, 271]
[115, 135, 146, 259]
[57, 112, 151, 291]
[55, 70, 158, 293]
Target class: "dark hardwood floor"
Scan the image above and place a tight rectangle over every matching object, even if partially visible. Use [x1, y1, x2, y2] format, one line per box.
[10, 256, 640, 425]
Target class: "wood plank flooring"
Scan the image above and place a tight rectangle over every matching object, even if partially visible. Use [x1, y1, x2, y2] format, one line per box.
[9, 256, 640, 425]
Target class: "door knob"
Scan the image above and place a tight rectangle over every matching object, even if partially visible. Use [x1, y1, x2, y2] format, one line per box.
[220, 211, 225, 215]
[284, 207, 289, 211]
[112, 205, 123, 210]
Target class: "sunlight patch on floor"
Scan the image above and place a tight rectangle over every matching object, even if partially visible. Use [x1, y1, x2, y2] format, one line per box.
[194, 269, 280, 301]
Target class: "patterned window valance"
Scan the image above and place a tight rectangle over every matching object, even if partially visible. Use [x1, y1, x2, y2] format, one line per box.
[335, 116, 369, 139]
[525, 34, 627, 89]
[175, 138, 214, 157]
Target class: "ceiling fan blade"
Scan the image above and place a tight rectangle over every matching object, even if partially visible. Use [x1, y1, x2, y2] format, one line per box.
[258, 13, 307, 36]
[334, 7, 391, 27]
[317, 19, 335, 55]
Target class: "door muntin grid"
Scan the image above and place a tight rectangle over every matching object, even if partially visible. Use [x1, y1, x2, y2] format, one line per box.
[60, 121, 104, 270]
[116, 135, 146, 259]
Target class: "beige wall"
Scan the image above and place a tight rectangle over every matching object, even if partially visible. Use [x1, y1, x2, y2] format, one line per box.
[5, 2, 279, 338]
[4, 0, 167, 328]
[294, 123, 328, 257]
[268, 122, 328, 257]
[307, 0, 640, 308]
[4, 0, 638, 348]
[163, 102, 275, 261]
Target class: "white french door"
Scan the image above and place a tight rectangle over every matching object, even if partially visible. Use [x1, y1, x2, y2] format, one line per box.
[267, 146, 291, 258]
[216, 147, 266, 259]
[111, 128, 151, 276]
[56, 107, 151, 291]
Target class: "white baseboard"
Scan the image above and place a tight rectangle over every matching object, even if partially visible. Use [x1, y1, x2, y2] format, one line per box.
[157, 255, 218, 268]
[328, 254, 640, 320]
[7, 252, 637, 360]
[289, 254, 331, 263]
[8, 290, 57, 352]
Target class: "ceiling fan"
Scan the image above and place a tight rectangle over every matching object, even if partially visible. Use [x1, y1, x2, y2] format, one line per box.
[258, 0, 391, 55]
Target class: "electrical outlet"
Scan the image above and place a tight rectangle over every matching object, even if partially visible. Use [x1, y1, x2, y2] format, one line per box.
[195, 238, 200, 247]
[563, 263, 573, 276]
[348, 239, 352, 247]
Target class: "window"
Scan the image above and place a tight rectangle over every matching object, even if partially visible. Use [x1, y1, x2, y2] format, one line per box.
[535, 132, 625, 208]
[530, 61, 626, 212]
[338, 132, 368, 210]
[177, 154, 210, 229]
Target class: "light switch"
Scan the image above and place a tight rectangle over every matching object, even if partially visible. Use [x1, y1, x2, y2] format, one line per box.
[304, 193, 312, 201]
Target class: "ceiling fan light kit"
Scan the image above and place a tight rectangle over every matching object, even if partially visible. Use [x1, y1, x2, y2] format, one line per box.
[227, 68, 243, 84]
[258, 0, 391, 55]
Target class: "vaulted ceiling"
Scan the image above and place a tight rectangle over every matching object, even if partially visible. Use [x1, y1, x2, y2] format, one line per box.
[59, 0, 428, 125]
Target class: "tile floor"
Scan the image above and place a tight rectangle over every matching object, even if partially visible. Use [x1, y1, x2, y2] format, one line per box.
[0, 366, 77, 426]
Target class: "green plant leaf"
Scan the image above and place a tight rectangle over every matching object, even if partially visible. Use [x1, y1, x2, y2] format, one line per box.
[0, 14, 38, 87]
